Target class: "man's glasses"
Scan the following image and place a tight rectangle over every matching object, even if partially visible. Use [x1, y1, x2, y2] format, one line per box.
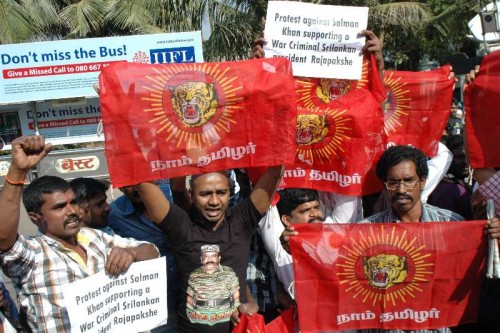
[384, 179, 420, 191]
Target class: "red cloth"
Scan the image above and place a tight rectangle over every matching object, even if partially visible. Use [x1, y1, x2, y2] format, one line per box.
[265, 308, 295, 333]
[99, 58, 297, 187]
[464, 50, 500, 168]
[290, 221, 486, 331]
[295, 54, 387, 108]
[231, 313, 265, 333]
[245, 56, 386, 195]
[383, 66, 454, 157]
[283, 55, 386, 195]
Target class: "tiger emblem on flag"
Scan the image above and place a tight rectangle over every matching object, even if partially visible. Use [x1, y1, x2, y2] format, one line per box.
[169, 82, 219, 127]
[296, 114, 329, 145]
[363, 254, 408, 289]
[315, 78, 352, 103]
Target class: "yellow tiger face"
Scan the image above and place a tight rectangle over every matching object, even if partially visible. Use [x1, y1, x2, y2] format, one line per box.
[315, 78, 351, 103]
[363, 254, 408, 289]
[296, 114, 329, 145]
[169, 82, 219, 127]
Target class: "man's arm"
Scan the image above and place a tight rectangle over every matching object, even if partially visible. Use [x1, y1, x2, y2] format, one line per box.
[421, 142, 452, 203]
[360, 30, 384, 79]
[170, 176, 191, 212]
[0, 136, 51, 252]
[250, 165, 284, 214]
[135, 182, 171, 225]
[474, 168, 497, 185]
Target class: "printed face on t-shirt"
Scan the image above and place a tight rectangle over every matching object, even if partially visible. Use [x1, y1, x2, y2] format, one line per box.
[190, 172, 230, 225]
[201, 251, 221, 273]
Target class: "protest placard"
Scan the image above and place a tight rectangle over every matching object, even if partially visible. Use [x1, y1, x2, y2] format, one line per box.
[264, 1, 368, 80]
[62, 257, 167, 333]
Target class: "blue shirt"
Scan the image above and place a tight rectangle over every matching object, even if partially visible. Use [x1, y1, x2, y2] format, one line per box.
[108, 189, 178, 319]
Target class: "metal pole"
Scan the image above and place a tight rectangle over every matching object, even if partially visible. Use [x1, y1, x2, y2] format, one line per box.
[28, 101, 41, 180]
[28, 101, 40, 136]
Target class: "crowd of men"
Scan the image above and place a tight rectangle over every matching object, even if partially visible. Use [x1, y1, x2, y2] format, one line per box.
[1, 32, 500, 333]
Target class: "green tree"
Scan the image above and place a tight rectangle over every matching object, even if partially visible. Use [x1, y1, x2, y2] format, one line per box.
[0, 0, 38, 43]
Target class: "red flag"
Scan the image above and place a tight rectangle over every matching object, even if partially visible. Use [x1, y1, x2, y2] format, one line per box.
[231, 313, 265, 333]
[383, 66, 454, 157]
[245, 56, 386, 195]
[290, 221, 486, 332]
[99, 58, 297, 187]
[265, 308, 295, 333]
[295, 54, 386, 108]
[283, 55, 386, 195]
[464, 50, 500, 168]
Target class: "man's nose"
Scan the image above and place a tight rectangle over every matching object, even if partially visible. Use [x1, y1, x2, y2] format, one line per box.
[395, 182, 407, 193]
[310, 208, 321, 218]
[68, 203, 78, 215]
[208, 194, 219, 205]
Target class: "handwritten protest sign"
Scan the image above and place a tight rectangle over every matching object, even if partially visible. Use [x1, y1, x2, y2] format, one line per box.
[62, 257, 167, 333]
[264, 1, 368, 80]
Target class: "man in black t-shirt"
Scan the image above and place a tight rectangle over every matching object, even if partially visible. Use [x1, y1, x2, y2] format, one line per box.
[137, 167, 283, 333]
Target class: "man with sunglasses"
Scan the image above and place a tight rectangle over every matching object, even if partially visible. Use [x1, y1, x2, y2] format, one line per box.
[363, 145, 464, 223]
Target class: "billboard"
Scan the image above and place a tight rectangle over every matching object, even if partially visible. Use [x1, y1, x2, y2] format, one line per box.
[0, 31, 203, 104]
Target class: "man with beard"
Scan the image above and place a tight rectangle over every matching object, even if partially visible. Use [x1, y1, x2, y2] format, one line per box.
[0, 136, 159, 333]
[70, 177, 113, 232]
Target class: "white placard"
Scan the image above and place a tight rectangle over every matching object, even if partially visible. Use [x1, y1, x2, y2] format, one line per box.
[0, 31, 203, 104]
[61, 257, 167, 333]
[264, 1, 368, 79]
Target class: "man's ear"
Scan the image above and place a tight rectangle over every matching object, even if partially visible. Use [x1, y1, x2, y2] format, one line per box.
[281, 214, 291, 227]
[83, 203, 90, 213]
[420, 176, 427, 190]
[28, 212, 42, 226]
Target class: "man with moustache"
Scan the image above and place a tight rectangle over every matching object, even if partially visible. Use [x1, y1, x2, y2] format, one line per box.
[259, 188, 330, 302]
[186, 245, 240, 324]
[363, 145, 464, 224]
[360, 145, 462, 333]
[0, 136, 159, 333]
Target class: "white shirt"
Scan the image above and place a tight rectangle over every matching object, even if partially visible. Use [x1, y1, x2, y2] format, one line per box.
[258, 205, 333, 299]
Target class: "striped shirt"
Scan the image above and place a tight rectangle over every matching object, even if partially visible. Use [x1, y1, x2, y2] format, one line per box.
[358, 203, 463, 333]
[0, 227, 149, 333]
[246, 231, 279, 312]
[362, 203, 464, 224]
